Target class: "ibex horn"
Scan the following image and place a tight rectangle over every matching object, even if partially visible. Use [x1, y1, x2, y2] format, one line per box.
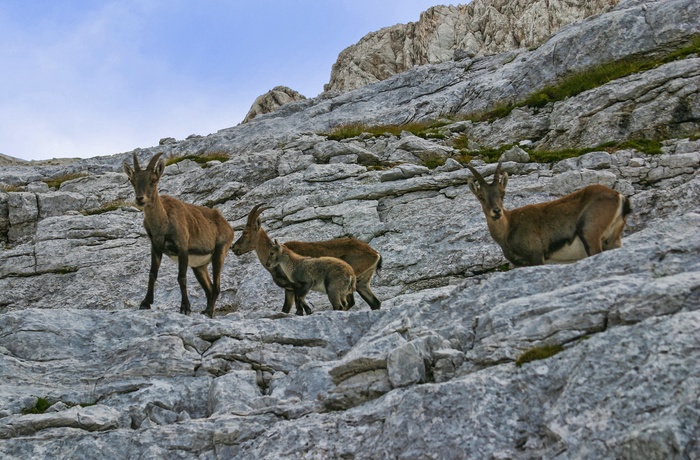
[465, 164, 487, 186]
[147, 152, 164, 171]
[248, 203, 270, 225]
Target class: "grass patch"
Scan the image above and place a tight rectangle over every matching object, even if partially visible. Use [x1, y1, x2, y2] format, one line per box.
[44, 173, 86, 189]
[166, 152, 230, 167]
[611, 139, 663, 155]
[82, 200, 132, 216]
[515, 344, 564, 367]
[422, 156, 447, 169]
[326, 120, 450, 142]
[23, 397, 52, 415]
[0, 184, 24, 192]
[22, 397, 95, 415]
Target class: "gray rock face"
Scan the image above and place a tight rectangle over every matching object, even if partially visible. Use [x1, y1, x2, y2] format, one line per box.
[325, 0, 619, 92]
[1, 1, 699, 458]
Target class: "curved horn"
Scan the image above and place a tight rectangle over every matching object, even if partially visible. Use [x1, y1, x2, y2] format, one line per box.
[147, 152, 164, 171]
[465, 164, 487, 186]
[247, 203, 269, 226]
[132, 152, 141, 171]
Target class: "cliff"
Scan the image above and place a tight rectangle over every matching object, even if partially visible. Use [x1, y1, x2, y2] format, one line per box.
[0, 0, 699, 458]
[325, 0, 620, 92]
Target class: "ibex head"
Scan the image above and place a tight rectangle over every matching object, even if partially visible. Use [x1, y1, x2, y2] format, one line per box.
[466, 162, 509, 221]
[231, 203, 271, 255]
[265, 239, 285, 269]
[123, 153, 165, 208]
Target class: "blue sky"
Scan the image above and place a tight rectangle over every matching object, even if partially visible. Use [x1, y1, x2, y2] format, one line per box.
[0, 1, 445, 161]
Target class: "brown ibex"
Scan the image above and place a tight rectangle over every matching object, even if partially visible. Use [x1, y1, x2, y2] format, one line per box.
[465, 162, 631, 267]
[231, 203, 382, 315]
[123, 152, 234, 317]
[265, 239, 356, 312]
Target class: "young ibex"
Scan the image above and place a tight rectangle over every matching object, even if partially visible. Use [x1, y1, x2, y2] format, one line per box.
[123, 152, 234, 317]
[231, 203, 382, 315]
[465, 162, 631, 267]
[265, 239, 356, 312]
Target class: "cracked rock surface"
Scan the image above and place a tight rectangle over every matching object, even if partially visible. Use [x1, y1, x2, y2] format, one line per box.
[1, 0, 699, 458]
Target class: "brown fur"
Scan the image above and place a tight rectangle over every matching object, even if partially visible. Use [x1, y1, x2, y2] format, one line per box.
[231, 204, 382, 315]
[265, 239, 357, 312]
[466, 162, 631, 267]
[123, 152, 234, 317]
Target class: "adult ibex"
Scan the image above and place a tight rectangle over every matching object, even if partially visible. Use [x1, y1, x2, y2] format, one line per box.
[466, 162, 631, 267]
[231, 203, 382, 315]
[123, 152, 234, 317]
[265, 239, 357, 312]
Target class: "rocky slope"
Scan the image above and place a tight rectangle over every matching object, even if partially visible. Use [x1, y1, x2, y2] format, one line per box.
[1, 0, 699, 458]
[325, 0, 620, 92]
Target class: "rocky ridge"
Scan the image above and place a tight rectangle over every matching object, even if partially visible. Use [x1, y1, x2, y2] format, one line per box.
[1, 0, 699, 458]
[241, 86, 306, 124]
[325, 0, 620, 92]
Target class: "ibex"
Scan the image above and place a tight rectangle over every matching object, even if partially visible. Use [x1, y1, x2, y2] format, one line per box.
[265, 239, 356, 312]
[465, 162, 631, 267]
[123, 152, 234, 317]
[231, 204, 382, 315]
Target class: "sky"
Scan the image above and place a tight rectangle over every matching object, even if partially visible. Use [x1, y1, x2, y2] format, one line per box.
[0, 0, 446, 161]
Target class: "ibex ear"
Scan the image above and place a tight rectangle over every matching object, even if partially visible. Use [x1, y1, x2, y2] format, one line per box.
[154, 158, 166, 179]
[123, 162, 135, 181]
[498, 172, 509, 190]
[467, 177, 481, 197]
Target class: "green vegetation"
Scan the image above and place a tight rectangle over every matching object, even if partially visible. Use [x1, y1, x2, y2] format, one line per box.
[326, 120, 450, 142]
[325, 35, 700, 143]
[82, 200, 131, 216]
[23, 397, 52, 415]
[422, 156, 447, 169]
[22, 397, 95, 415]
[478, 35, 700, 121]
[165, 152, 230, 167]
[0, 184, 23, 192]
[44, 173, 86, 189]
[320, 37, 698, 167]
[515, 343, 564, 367]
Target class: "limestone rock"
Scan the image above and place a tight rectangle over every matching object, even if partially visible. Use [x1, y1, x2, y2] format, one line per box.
[242, 86, 306, 123]
[1, 1, 700, 458]
[325, 0, 619, 92]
